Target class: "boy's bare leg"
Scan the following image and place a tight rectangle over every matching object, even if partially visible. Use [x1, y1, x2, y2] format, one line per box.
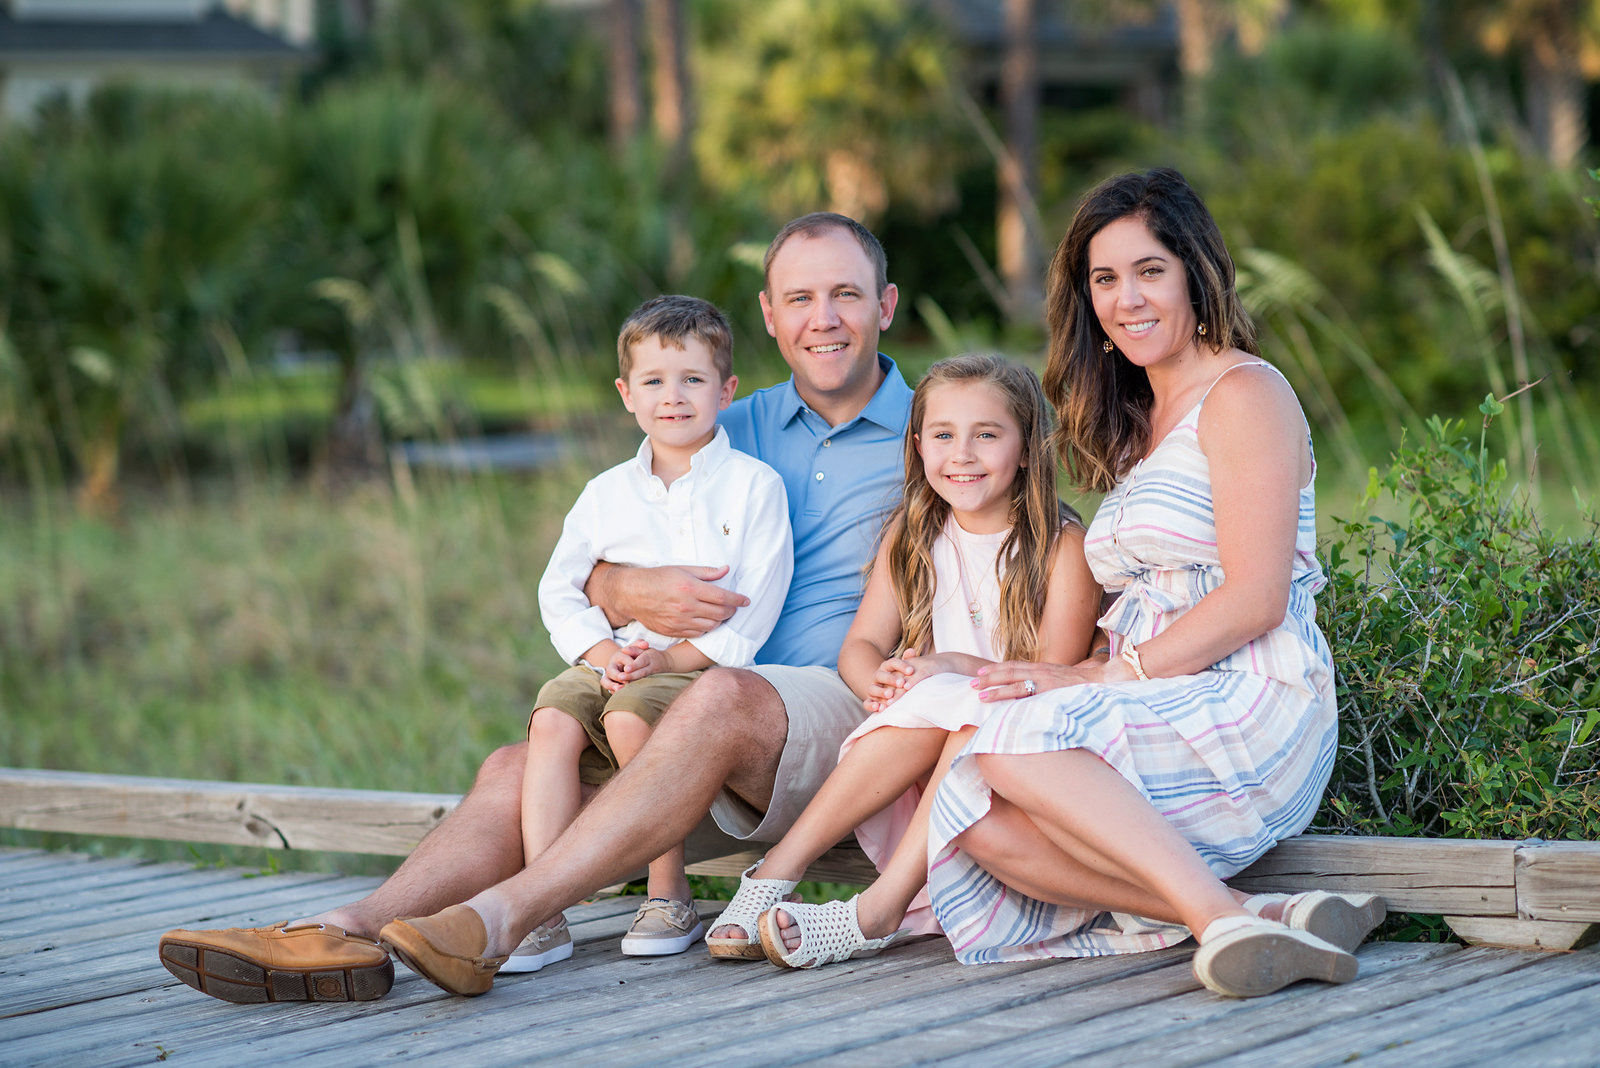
[603, 709, 691, 905]
[514, 707, 592, 929]
[463, 667, 786, 957]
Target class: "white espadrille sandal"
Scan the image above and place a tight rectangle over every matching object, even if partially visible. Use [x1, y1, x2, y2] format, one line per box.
[1243, 891, 1387, 953]
[704, 862, 800, 960]
[1192, 914, 1358, 998]
[755, 896, 911, 970]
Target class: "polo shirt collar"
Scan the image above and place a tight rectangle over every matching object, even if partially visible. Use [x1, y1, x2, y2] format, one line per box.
[776, 354, 912, 434]
[633, 424, 731, 478]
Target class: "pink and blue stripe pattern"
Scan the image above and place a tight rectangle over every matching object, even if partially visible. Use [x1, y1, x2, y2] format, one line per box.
[926, 362, 1338, 964]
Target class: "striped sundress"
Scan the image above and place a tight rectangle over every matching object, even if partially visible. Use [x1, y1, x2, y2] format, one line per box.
[926, 361, 1338, 964]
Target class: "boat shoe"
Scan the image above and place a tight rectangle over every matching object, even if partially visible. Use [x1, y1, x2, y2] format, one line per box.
[380, 904, 508, 997]
[158, 921, 394, 1003]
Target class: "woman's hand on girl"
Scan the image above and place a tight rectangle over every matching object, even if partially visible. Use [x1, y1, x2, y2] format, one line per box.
[973, 655, 1137, 702]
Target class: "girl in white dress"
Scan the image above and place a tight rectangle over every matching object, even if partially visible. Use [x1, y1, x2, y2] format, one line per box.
[702, 354, 1101, 966]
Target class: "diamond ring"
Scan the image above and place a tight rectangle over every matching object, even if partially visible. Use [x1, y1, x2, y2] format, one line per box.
[1023, 679, 1037, 697]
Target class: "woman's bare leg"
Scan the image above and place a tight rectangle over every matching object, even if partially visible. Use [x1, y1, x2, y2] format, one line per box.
[971, 749, 1247, 936]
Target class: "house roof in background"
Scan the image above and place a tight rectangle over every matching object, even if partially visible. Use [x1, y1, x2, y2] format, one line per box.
[0, 8, 304, 58]
[932, 0, 1177, 51]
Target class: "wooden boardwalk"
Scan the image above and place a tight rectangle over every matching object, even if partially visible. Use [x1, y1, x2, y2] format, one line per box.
[4, 847, 1600, 1067]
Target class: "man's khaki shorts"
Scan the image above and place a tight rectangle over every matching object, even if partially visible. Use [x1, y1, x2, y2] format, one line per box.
[708, 664, 866, 843]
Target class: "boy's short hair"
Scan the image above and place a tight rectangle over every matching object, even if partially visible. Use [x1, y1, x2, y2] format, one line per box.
[617, 295, 734, 381]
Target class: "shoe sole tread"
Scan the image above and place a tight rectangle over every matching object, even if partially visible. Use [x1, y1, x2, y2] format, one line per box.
[159, 938, 393, 1003]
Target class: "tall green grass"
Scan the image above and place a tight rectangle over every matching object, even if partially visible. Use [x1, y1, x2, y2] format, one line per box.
[0, 463, 616, 871]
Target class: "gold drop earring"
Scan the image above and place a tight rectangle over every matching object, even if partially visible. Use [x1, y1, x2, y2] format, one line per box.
[1102, 339, 1115, 353]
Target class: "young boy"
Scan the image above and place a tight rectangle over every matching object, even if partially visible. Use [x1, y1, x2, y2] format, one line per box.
[508, 295, 793, 973]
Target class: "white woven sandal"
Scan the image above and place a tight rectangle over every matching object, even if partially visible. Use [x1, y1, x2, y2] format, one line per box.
[756, 896, 910, 970]
[1243, 891, 1386, 953]
[1192, 914, 1358, 998]
[704, 862, 800, 961]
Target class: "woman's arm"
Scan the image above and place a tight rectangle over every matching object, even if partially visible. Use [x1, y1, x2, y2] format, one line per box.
[1127, 364, 1307, 679]
[975, 364, 1309, 701]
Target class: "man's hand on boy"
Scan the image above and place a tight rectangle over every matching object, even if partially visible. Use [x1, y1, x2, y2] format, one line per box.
[603, 639, 663, 692]
[586, 562, 747, 637]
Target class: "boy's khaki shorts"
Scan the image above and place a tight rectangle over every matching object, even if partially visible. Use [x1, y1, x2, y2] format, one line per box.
[532, 664, 703, 786]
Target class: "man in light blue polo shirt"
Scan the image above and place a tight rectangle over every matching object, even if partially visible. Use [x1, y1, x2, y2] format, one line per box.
[157, 213, 915, 1002]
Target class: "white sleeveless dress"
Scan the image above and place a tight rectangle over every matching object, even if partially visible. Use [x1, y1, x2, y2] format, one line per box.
[926, 362, 1338, 963]
[836, 516, 1008, 934]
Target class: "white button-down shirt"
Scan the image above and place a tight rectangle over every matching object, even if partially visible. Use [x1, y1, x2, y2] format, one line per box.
[538, 426, 793, 669]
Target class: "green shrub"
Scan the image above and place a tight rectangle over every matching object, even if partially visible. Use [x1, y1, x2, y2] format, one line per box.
[1319, 403, 1600, 840]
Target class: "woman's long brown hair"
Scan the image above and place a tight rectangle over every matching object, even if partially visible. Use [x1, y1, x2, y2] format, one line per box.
[1043, 168, 1258, 492]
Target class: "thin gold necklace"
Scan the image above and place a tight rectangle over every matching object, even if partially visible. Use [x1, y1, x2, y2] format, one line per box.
[947, 522, 992, 629]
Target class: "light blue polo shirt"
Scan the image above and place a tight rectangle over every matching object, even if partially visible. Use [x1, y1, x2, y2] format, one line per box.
[719, 355, 913, 668]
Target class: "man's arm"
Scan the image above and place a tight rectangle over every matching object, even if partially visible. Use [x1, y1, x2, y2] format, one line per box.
[584, 561, 749, 639]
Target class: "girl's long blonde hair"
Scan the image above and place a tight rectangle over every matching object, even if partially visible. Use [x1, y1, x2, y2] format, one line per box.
[881, 354, 1082, 662]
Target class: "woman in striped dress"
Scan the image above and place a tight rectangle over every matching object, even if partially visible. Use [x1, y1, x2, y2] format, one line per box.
[924, 169, 1383, 998]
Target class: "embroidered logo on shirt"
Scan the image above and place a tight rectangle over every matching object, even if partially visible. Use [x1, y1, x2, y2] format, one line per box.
[722, 523, 731, 535]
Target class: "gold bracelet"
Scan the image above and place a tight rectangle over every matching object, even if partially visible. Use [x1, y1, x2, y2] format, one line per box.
[1120, 642, 1150, 681]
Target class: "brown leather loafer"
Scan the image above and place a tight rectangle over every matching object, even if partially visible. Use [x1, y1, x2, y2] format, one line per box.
[380, 904, 508, 997]
[159, 921, 394, 1003]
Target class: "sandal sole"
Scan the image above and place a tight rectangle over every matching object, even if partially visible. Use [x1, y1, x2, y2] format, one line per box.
[706, 939, 767, 960]
[1293, 893, 1386, 953]
[756, 907, 800, 969]
[159, 937, 393, 1003]
[1194, 927, 1358, 998]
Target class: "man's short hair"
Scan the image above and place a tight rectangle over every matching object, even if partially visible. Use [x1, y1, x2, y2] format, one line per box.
[762, 212, 888, 298]
[617, 295, 735, 381]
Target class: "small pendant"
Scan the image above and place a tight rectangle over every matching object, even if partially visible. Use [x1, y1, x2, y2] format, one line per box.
[968, 601, 983, 627]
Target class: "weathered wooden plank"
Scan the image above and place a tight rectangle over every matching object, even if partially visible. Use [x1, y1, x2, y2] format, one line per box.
[1516, 840, 1600, 924]
[1444, 915, 1600, 951]
[787, 940, 1465, 1068]
[0, 768, 459, 855]
[1192, 946, 1600, 1068]
[1228, 835, 1517, 916]
[0, 769, 860, 884]
[685, 844, 878, 884]
[8, 847, 1600, 1068]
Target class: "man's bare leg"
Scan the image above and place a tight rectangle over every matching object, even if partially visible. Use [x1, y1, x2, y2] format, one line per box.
[603, 708, 692, 906]
[309, 742, 533, 938]
[462, 666, 786, 957]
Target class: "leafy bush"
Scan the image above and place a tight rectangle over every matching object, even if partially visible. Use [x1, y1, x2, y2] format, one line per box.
[1319, 403, 1600, 840]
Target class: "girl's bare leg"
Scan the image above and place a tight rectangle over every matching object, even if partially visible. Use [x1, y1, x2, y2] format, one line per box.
[604, 710, 689, 905]
[771, 726, 979, 948]
[709, 725, 947, 940]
